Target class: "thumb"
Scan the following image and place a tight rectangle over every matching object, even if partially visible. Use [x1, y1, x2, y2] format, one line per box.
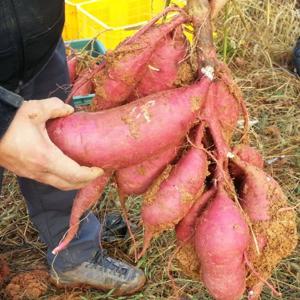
[79, 166, 105, 181]
[39, 97, 74, 121]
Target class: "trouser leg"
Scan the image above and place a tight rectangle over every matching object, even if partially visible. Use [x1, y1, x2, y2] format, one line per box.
[19, 178, 101, 271]
[17, 39, 101, 272]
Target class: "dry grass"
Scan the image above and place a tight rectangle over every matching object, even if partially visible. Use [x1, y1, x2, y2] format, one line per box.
[0, 0, 299, 299]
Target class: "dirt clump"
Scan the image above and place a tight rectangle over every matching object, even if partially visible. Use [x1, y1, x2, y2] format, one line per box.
[5, 269, 49, 300]
[0, 257, 10, 285]
[48, 293, 82, 300]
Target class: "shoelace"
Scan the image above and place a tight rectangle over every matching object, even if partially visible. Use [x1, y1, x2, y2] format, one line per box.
[91, 250, 129, 277]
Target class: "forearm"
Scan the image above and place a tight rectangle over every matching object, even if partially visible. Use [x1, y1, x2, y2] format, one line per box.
[0, 86, 24, 139]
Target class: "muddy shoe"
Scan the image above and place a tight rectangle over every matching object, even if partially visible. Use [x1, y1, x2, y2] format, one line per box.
[50, 250, 146, 296]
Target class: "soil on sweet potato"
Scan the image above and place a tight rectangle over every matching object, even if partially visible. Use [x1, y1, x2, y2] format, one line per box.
[176, 242, 200, 280]
[246, 184, 298, 289]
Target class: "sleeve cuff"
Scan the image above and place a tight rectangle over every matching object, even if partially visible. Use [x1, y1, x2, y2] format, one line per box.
[0, 85, 23, 139]
[0, 100, 17, 139]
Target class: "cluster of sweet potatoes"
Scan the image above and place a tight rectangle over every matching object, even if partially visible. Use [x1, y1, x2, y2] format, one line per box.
[46, 1, 297, 299]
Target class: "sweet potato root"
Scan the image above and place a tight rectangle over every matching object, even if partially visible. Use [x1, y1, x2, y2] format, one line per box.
[16, 2, 296, 299]
[52, 171, 112, 254]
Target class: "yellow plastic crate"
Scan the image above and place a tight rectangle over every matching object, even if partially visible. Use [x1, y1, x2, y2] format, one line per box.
[63, 0, 91, 41]
[77, 0, 187, 49]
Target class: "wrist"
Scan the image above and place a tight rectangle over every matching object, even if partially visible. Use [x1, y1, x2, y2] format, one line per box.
[0, 86, 24, 139]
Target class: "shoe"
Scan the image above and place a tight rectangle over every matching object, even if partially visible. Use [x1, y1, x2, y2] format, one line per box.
[293, 37, 300, 76]
[102, 212, 128, 242]
[50, 250, 146, 296]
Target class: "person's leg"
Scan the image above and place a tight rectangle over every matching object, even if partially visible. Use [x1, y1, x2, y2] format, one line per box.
[18, 39, 101, 272]
[19, 178, 101, 271]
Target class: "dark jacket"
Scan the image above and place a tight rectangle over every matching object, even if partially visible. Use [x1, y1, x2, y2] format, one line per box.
[0, 0, 65, 138]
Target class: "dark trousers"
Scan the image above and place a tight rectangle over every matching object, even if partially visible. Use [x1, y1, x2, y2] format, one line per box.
[0, 40, 101, 272]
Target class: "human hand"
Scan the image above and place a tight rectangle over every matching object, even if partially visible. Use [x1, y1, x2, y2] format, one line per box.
[0, 98, 103, 190]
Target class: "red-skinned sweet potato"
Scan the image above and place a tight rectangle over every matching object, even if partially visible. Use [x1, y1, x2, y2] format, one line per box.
[230, 155, 297, 295]
[116, 144, 180, 262]
[67, 56, 77, 84]
[116, 145, 180, 197]
[230, 144, 264, 178]
[91, 14, 188, 111]
[195, 186, 250, 300]
[52, 171, 112, 254]
[175, 188, 216, 278]
[200, 83, 231, 162]
[47, 77, 211, 170]
[130, 27, 191, 99]
[176, 187, 216, 244]
[213, 80, 240, 143]
[71, 66, 95, 97]
[138, 124, 208, 258]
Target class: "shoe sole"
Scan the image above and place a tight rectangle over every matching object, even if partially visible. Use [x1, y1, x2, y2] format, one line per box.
[49, 274, 146, 296]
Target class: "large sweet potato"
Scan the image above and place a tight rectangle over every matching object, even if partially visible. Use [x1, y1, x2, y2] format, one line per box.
[195, 187, 250, 300]
[47, 77, 211, 170]
[138, 124, 208, 258]
[230, 156, 297, 296]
